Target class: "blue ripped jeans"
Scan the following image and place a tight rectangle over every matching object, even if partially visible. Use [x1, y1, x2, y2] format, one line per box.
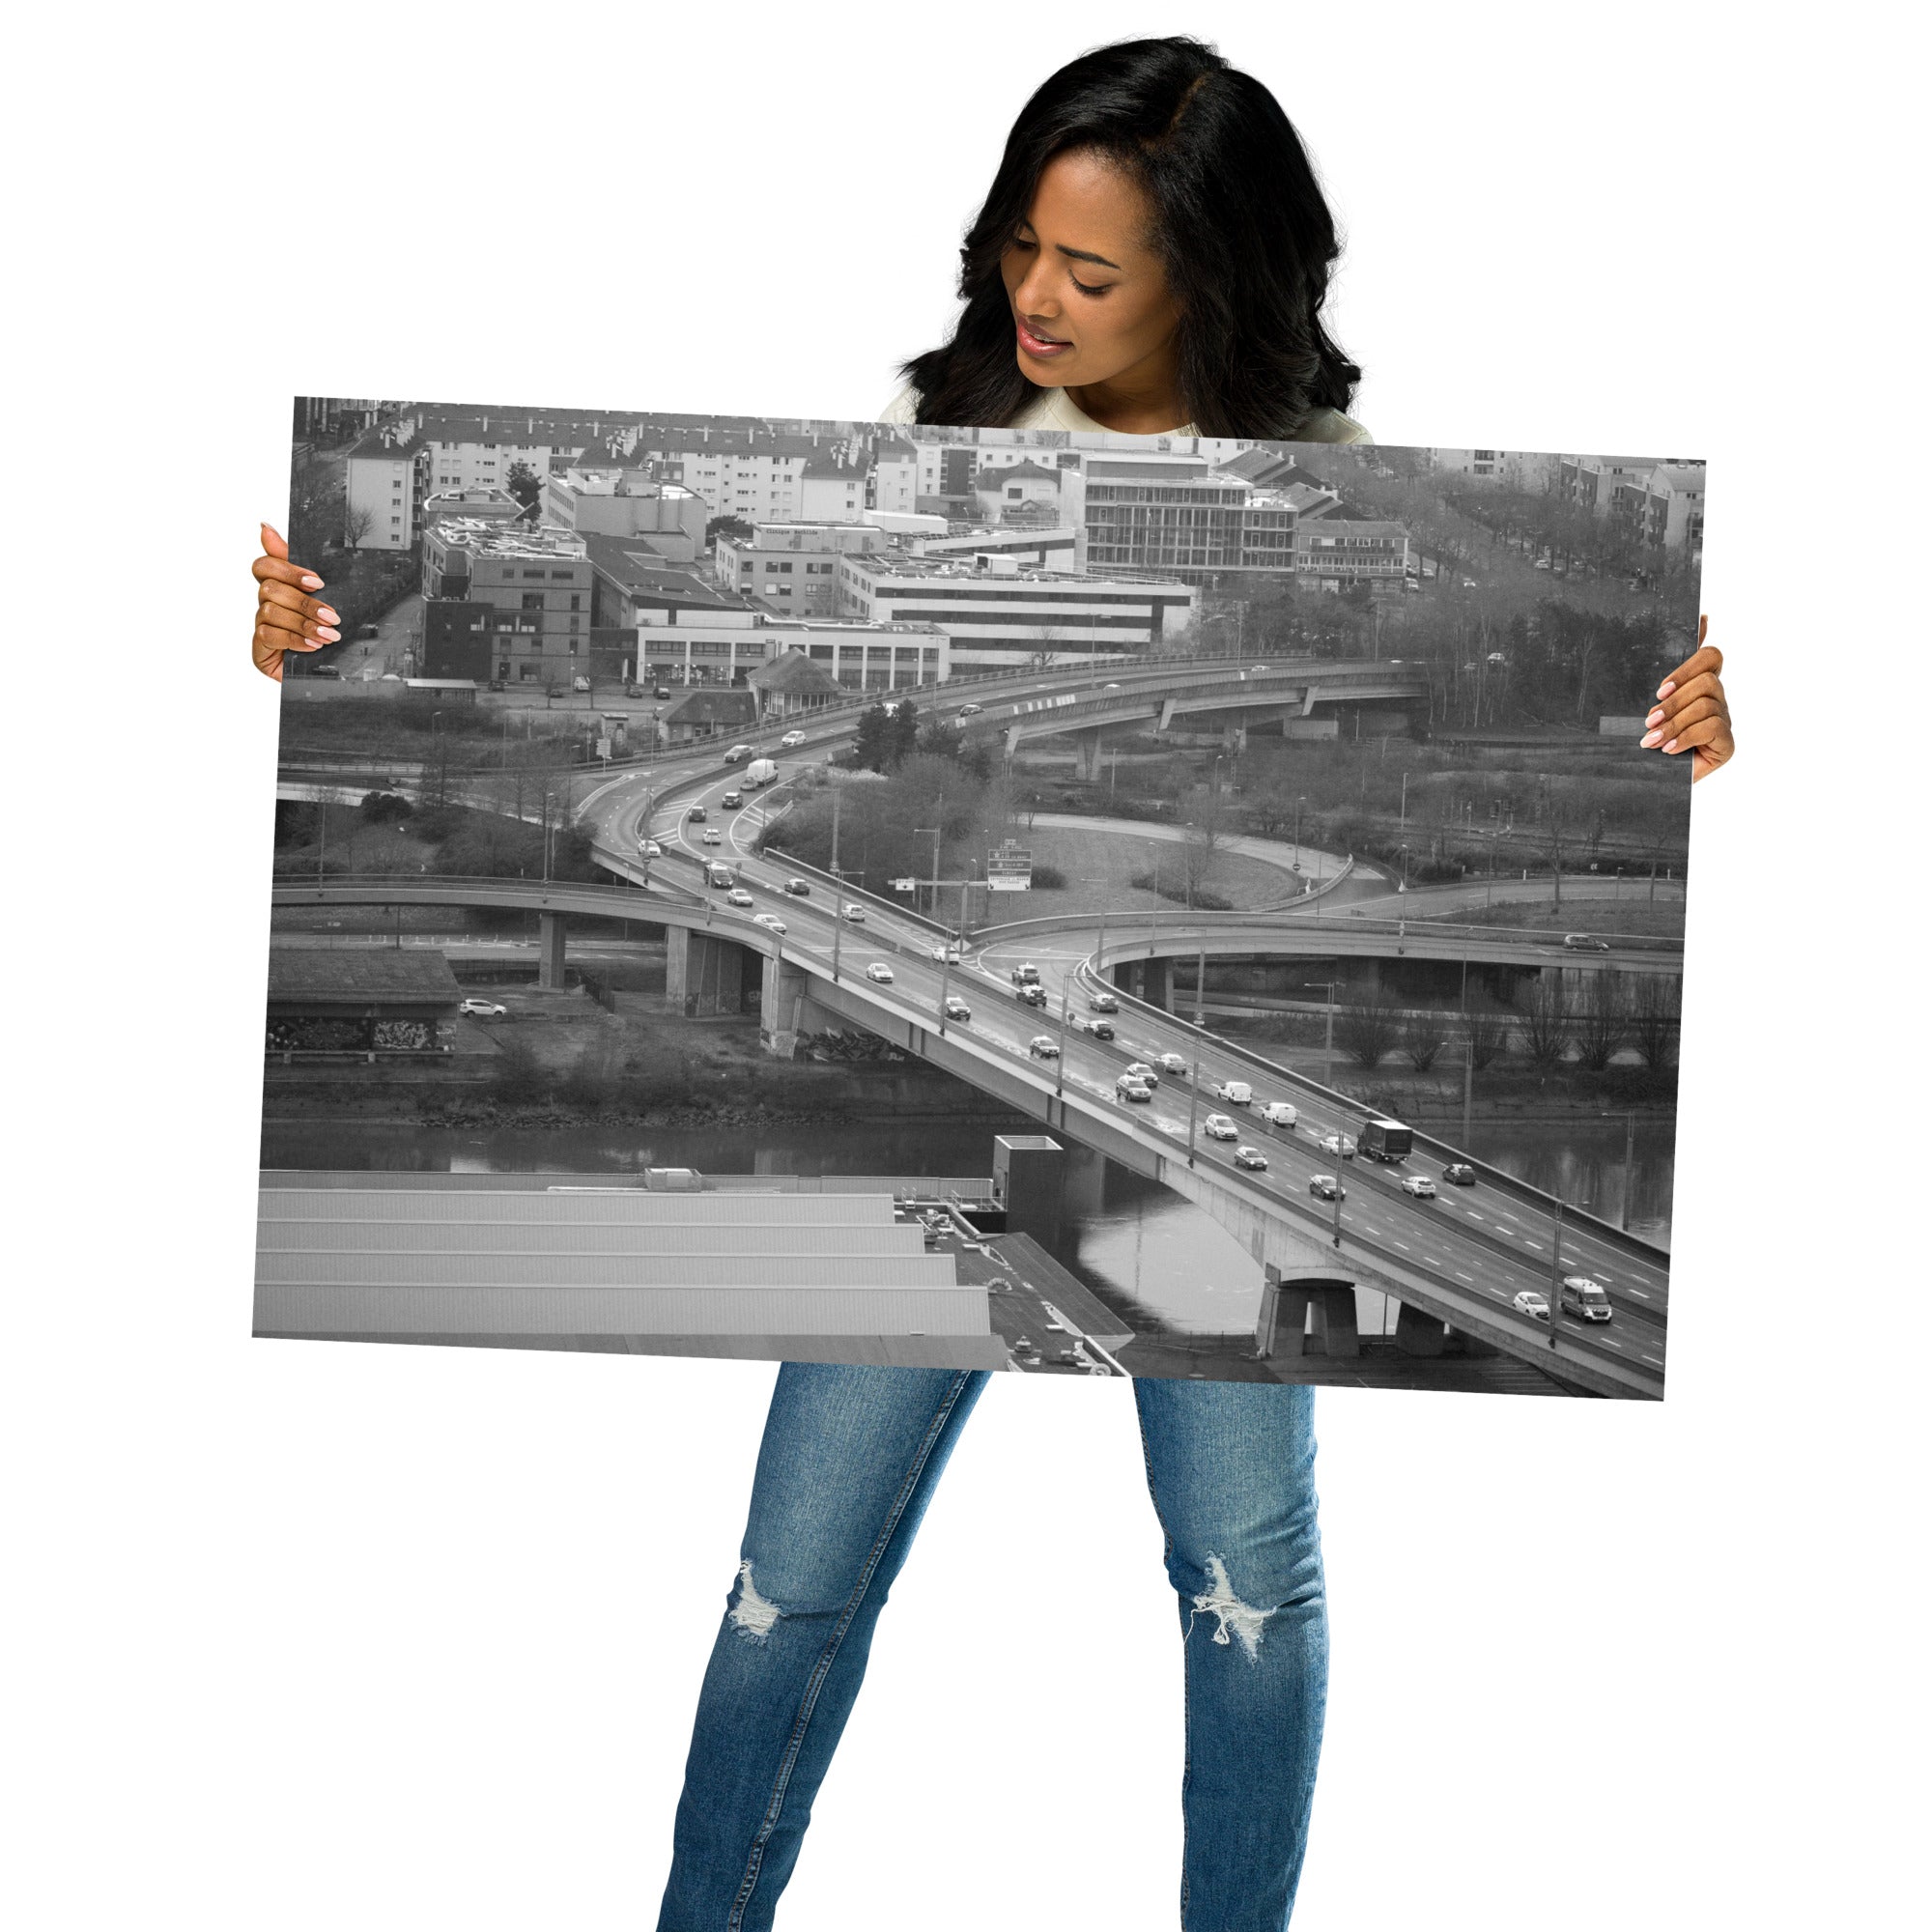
[656, 1365, 1327, 1932]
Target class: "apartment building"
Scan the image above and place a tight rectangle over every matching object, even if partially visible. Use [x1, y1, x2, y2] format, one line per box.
[541, 468, 707, 561]
[714, 523, 890, 617]
[1609, 464, 1705, 554]
[1293, 516, 1413, 594]
[418, 522, 594, 682]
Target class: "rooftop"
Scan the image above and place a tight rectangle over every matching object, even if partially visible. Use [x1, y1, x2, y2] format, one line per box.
[582, 533, 751, 608]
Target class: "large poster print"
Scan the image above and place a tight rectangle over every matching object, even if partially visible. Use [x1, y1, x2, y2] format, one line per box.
[260, 400, 1700, 1398]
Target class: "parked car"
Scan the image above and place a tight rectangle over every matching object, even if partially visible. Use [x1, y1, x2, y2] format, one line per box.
[1562, 932, 1611, 952]
[753, 912, 786, 934]
[780, 729, 807, 748]
[1029, 1036, 1060, 1060]
[1260, 1099, 1298, 1129]
[1156, 1051, 1189, 1077]
[1233, 1146, 1268, 1171]
[865, 962, 895, 984]
[1309, 1174, 1346, 1202]
[701, 829, 723, 846]
[1116, 1073, 1153, 1103]
[721, 790, 743, 810]
[1401, 1176, 1438, 1199]
[1203, 1113, 1238, 1141]
[1514, 1290, 1552, 1323]
[944, 997, 972, 1022]
[1442, 1162, 1477, 1186]
[458, 999, 506, 1018]
[725, 888, 753, 908]
[1560, 1274, 1615, 1323]
[1088, 990, 1119, 1013]
[783, 877, 811, 895]
[1124, 1062, 1159, 1088]
[841, 903, 866, 923]
[653, 685, 671, 700]
[573, 675, 591, 693]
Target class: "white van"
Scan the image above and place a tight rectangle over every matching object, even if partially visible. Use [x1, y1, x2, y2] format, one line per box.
[1260, 1099, 1297, 1128]
[1212, 1079, 1252, 1107]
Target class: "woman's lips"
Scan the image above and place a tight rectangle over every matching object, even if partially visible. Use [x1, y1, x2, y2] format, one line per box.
[1016, 316, 1072, 358]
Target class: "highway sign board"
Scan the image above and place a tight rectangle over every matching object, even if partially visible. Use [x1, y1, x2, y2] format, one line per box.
[987, 840, 1033, 892]
[890, 877, 918, 893]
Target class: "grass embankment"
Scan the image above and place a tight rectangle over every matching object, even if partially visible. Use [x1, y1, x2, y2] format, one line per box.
[1414, 898, 1687, 940]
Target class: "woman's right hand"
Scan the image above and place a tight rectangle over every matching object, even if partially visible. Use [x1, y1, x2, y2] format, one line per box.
[251, 523, 339, 682]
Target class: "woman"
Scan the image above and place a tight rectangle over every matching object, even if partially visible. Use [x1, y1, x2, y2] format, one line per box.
[250, 37, 1733, 1929]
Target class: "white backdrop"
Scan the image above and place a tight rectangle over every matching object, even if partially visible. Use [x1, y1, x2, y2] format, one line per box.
[8, 4, 1922, 1927]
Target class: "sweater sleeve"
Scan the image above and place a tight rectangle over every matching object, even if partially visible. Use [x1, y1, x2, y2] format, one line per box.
[874, 381, 919, 424]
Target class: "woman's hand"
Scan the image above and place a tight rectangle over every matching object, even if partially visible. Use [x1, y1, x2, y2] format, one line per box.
[251, 524, 339, 682]
[1642, 614, 1733, 781]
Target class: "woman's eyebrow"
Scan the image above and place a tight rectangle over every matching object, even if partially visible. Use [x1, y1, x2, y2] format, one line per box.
[1015, 221, 1122, 272]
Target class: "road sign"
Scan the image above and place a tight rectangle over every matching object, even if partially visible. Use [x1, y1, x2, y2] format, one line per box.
[987, 840, 1033, 892]
[890, 877, 918, 893]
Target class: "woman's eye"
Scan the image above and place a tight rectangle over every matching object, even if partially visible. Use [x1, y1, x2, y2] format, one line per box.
[1071, 277, 1109, 298]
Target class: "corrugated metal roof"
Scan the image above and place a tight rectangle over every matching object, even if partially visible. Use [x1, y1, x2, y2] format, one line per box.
[258, 1187, 896, 1224]
[258, 1252, 956, 1288]
[258, 1219, 927, 1257]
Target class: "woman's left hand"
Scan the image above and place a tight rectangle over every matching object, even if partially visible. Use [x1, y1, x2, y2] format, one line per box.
[1642, 614, 1733, 781]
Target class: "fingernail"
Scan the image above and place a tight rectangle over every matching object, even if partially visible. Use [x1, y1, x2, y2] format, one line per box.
[1645, 707, 1663, 726]
[315, 627, 340, 642]
[1662, 738, 1679, 753]
[301, 574, 325, 589]
[1640, 729, 1662, 747]
[317, 607, 338, 623]
[1656, 681, 1676, 698]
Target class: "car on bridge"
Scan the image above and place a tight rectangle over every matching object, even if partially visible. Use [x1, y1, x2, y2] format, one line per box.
[723, 744, 753, 763]
[841, 903, 866, 923]
[1261, 1100, 1298, 1129]
[944, 997, 972, 1022]
[1309, 1174, 1346, 1202]
[930, 943, 963, 963]
[955, 702, 983, 719]
[1028, 1036, 1060, 1059]
[458, 999, 507, 1018]
[1071, 1016, 1115, 1040]
[780, 730, 808, 749]
[1210, 1079, 1252, 1107]
[725, 888, 753, 908]
[1560, 1275, 1615, 1323]
[783, 877, 811, 895]
[1088, 990, 1119, 1013]
[1513, 1290, 1551, 1323]
[1203, 1113, 1238, 1141]
[1562, 932, 1611, 952]
[1441, 1162, 1477, 1186]
[1015, 982, 1047, 1007]
[1317, 1132, 1357, 1160]
[721, 790, 743, 810]
[686, 805, 707, 822]
[1116, 1073, 1153, 1103]
[1010, 962, 1040, 985]
[1156, 1052, 1189, 1078]
[753, 913, 787, 935]
[1124, 1061, 1159, 1088]
[1233, 1146, 1268, 1171]
[865, 962, 895, 984]
[701, 829, 723, 846]
[639, 838, 663, 858]
[1400, 1176, 1437, 1199]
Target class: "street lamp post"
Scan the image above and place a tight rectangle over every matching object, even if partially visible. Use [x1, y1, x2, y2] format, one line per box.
[829, 787, 843, 981]
[1548, 1196, 1566, 1348]
[1399, 769, 1409, 831]
[1055, 973, 1071, 1099]
[1293, 795, 1304, 871]
[1194, 946, 1207, 1026]
[1185, 1046, 1202, 1166]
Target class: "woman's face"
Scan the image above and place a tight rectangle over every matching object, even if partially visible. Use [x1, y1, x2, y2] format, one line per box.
[999, 148, 1180, 396]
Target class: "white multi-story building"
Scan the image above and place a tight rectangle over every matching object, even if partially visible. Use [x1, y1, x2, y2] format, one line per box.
[541, 469, 708, 560]
[870, 438, 921, 514]
[836, 553, 1194, 671]
[714, 523, 890, 616]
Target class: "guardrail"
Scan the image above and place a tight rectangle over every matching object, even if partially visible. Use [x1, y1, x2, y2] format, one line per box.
[972, 858, 1356, 943]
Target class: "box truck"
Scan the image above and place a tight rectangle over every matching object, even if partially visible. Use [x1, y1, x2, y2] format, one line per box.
[1359, 1118, 1413, 1163]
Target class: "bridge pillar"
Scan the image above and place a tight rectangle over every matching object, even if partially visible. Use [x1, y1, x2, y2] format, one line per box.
[1140, 955, 1172, 1010]
[1260, 1265, 1360, 1359]
[668, 928, 753, 1018]
[1004, 724, 1023, 760]
[1394, 1304, 1501, 1357]
[537, 911, 567, 989]
[758, 951, 838, 1056]
[1073, 726, 1105, 781]
[1220, 720, 1247, 753]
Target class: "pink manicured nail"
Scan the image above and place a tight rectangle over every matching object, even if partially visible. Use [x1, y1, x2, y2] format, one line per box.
[301, 574, 324, 589]
[1641, 729, 1662, 747]
[1662, 738, 1679, 753]
[1656, 680, 1676, 698]
[315, 626, 340, 642]
[1645, 707, 1663, 726]
[317, 607, 339, 623]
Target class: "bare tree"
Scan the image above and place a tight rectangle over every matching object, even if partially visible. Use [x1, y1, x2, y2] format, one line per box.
[1337, 981, 1403, 1069]
[1575, 972, 1628, 1071]
[1466, 1009, 1510, 1070]
[341, 501, 374, 549]
[1403, 1013, 1446, 1071]
[1520, 976, 1570, 1067]
[1631, 977, 1679, 1070]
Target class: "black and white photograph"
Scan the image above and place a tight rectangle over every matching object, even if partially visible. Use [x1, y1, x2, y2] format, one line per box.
[263, 401, 1699, 1399]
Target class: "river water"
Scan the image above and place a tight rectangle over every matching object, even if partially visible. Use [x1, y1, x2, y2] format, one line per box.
[263, 1114, 1670, 1336]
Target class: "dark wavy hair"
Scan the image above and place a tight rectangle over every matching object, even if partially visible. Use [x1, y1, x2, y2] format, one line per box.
[897, 36, 1361, 439]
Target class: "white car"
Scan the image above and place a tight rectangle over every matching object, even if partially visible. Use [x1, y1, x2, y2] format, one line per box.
[1028, 1036, 1060, 1060]
[930, 943, 963, 963]
[865, 962, 895, 984]
[753, 912, 787, 934]
[1260, 1100, 1297, 1128]
[1233, 1146, 1268, 1171]
[780, 729, 807, 749]
[639, 838, 662, 858]
[458, 999, 506, 1018]
[1203, 1113, 1239, 1141]
[1560, 1274, 1615, 1323]
[1156, 1051, 1189, 1077]
[1514, 1290, 1551, 1323]
[1317, 1132, 1357, 1160]
[1088, 990, 1119, 1013]
[841, 903, 866, 923]
[1401, 1176, 1437, 1199]
[701, 828, 723, 846]
[725, 888, 753, 908]
[1124, 1062, 1159, 1089]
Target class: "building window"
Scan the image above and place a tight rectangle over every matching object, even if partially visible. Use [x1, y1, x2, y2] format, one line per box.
[569, 594, 581, 611]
